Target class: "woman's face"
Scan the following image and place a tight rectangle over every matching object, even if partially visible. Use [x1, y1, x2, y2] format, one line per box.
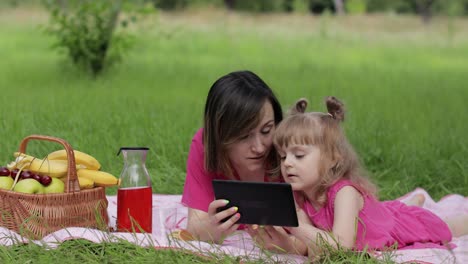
[227, 101, 275, 178]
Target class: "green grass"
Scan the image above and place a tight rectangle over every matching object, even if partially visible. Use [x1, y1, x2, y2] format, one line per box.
[0, 6, 467, 263]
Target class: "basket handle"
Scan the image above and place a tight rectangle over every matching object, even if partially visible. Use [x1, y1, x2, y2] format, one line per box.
[18, 135, 80, 193]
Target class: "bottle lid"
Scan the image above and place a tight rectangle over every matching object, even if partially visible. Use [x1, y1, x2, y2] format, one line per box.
[117, 147, 150, 156]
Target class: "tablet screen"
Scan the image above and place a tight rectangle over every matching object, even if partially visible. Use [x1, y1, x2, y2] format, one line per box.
[212, 180, 298, 227]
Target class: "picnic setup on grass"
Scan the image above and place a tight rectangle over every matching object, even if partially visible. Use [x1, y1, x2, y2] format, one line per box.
[0, 135, 466, 263]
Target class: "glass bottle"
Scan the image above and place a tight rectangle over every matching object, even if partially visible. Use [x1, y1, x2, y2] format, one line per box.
[116, 147, 152, 233]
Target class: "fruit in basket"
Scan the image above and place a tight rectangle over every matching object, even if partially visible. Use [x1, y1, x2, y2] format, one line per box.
[20, 170, 34, 180]
[77, 169, 119, 187]
[47, 150, 101, 170]
[43, 178, 65, 194]
[40, 175, 52, 186]
[0, 167, 10, 176]
[31, 173, 42, 182]
[77, 176, 94, 189]
[13, 152, 68, 178]
[10, 168, 20, 179]
[0, 176, 14, 190]
[13, 179, 45, 194]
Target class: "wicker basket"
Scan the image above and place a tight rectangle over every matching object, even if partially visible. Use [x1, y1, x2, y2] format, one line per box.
[0, 135, 109, 240]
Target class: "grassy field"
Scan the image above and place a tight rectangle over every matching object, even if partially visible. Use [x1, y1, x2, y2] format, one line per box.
[0, 5, 467, 263]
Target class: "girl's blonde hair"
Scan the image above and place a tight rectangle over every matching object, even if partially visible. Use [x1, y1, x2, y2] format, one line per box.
[273, 97, 377, 205]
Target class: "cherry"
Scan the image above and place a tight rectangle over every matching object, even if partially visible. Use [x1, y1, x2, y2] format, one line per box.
[32, 173, 42, 182]
[0, 167, 10, 176]
[40, 175, 52, 186]
[10, 168, 20, 179]
[21, 170, 34, 180]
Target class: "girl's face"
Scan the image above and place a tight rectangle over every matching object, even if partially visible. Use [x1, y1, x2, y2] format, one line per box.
[278, 144, 321, 194]
[227, 101, 275, 179]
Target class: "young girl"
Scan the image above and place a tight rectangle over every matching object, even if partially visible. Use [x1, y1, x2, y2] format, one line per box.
[270, 97, 468, 255]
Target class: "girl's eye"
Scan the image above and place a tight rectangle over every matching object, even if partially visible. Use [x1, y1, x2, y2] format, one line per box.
[279, 156, 286, 161]
[295, 155, 304, 159]
[261, 128, 271, 135]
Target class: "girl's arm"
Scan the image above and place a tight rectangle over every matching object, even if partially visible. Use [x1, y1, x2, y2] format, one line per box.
[246, 225, 308, 255]
[288, 186, 363, 254]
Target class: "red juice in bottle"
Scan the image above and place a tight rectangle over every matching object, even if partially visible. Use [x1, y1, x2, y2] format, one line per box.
[117, 147, 153, 233]
[117, 186, 152, 233]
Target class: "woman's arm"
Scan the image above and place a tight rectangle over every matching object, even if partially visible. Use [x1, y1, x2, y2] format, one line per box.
[288, 186, 363, 255]
[183, 129, 239, 242]
[186, 200, 240, 243]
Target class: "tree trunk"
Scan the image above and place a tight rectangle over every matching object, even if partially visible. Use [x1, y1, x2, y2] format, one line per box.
[333, 0, 345, 15]
[416, 0, 435, 24]
[224, 0, 235, 10]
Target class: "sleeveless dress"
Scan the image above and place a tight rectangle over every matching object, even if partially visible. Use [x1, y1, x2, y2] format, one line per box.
[302, 179, 452, 250]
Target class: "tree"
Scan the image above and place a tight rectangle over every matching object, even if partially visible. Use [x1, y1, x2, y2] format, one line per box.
[43, 0, 140, 75]
[415, 0, 436, 23]
[333, 0, 344, 15]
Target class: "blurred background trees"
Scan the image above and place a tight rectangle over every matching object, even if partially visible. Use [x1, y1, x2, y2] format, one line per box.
[150, 0, 468, 18]
[5, 0, 464, 76]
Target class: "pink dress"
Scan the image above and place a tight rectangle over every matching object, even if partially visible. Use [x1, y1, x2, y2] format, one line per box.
[302, 179, 452, 250]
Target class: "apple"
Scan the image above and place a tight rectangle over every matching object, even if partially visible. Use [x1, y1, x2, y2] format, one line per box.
[0, 167, 10, 176]
[40, 175, 52, 186]
[13, 179, 45, 194]
[0, 176, 14, 190]
[43, 178, 65, 194]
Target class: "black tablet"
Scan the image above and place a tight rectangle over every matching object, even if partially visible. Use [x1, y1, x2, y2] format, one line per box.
[212, 180, 298, 227]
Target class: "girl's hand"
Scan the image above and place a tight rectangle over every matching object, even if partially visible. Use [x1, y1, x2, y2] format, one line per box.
[206, 199, 241, 241]
[247, 225, 306, 254]
[286, 206, 311, 236]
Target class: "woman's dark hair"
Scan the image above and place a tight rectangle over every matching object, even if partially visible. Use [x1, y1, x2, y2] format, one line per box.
[203, 70, 283, 177]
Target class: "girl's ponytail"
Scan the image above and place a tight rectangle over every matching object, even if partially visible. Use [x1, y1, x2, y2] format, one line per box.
[326, 96, 345, 122]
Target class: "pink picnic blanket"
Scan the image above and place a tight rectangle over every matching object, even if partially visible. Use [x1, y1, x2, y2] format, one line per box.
[0, 189, 466, 263]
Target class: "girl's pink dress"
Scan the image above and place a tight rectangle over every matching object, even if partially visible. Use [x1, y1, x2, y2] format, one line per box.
[302, 179, 452, 250]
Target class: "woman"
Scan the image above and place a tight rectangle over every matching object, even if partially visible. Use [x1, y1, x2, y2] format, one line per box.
[181, 70, 286, 243]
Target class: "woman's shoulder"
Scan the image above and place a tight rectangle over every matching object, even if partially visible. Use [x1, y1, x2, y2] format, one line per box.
[191, 128, 204, 143]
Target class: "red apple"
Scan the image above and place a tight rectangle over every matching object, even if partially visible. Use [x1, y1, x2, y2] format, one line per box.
[0, 167, 10, 176]
[40, 175, 52, 186]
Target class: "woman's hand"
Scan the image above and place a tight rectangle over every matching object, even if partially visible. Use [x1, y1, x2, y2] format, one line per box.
[186, 199, 240, 243]
[246, 225, 307, 255]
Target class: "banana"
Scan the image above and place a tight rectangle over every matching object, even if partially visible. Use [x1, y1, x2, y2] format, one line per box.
[52, 159, 87, 170]
[47, 150, 101, 170]
[77, 169, 119, 187]
[14, 152, 68, 178]
[77, 176, 94, 189]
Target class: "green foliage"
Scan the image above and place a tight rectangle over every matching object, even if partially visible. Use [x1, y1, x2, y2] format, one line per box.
[434, 0, 468, 16]
[42, 0, 141, 76]
[230, 0, 285, 12]
[366, 0, 416, 14]
[307, 0, 336, 14]
[346, 0, 367, 14]
[152, 0, 188, 10]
